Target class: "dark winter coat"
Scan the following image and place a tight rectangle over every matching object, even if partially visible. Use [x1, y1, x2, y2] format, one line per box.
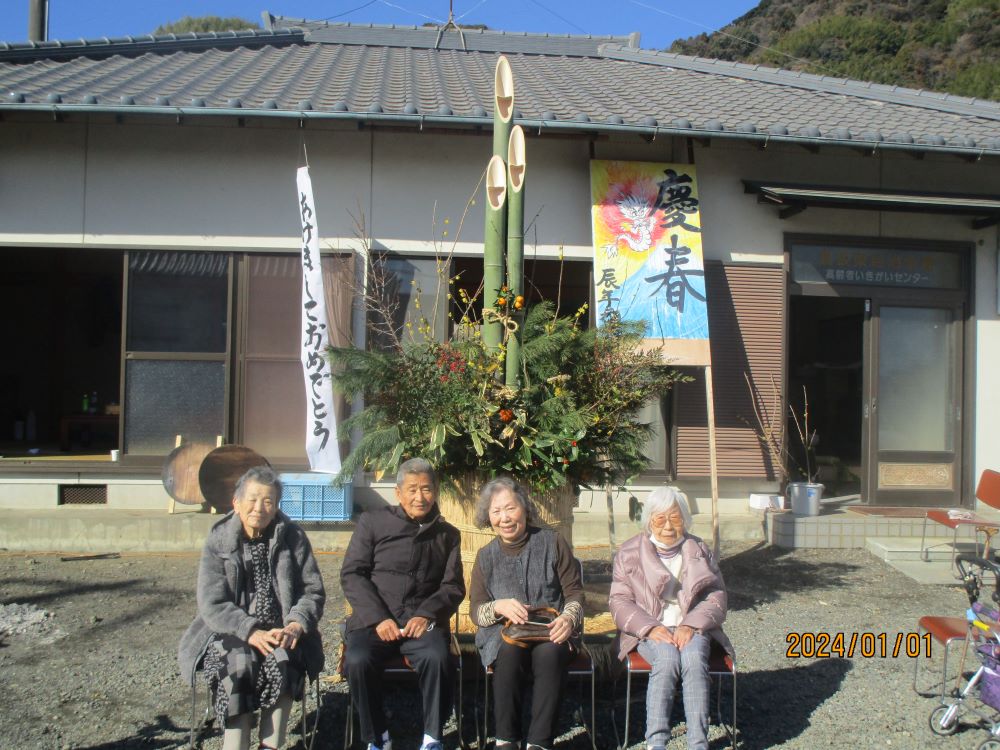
[177, 510, 326, 684]
[340, 504, 464, 633]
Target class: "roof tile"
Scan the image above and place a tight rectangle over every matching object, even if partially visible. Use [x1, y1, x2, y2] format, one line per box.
[0, 22, 997, 154]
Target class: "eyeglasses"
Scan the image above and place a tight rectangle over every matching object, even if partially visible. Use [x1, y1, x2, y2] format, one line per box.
[650, 511, 683, 527]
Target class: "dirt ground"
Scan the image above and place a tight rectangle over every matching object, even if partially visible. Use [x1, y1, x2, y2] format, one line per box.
[0, 541, 992, 749]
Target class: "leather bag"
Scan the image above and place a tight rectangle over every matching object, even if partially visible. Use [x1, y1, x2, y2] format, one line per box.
[500, 606, 560, 648]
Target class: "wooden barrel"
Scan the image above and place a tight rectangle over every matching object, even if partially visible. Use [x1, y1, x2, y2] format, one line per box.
[198, 445, 270, 514]
[436, 473, 576, 633]
[161, 442, 214, 506]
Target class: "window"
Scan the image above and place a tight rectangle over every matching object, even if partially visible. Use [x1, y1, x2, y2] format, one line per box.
[239, 254, 353, 465]
[123, 251, 230, 457]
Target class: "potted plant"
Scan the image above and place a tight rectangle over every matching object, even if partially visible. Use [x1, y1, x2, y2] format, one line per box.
[745, 375, 823, 514]
[785, 386, 824, 515]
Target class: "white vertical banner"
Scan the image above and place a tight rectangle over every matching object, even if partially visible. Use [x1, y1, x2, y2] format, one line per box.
[296, 166, 342, 473]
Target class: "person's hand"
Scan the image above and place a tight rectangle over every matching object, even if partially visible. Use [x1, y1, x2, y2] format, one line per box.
[376, 618, 403, 642]
[248, 627, 285, 655]
[494, 599, 529, 624]
[548, 614, 574, 644]
[673, 624, 696, 649]
[280, 621, 305, 649]
[401, 616, 430, 639]
[646, 625, 675, 644]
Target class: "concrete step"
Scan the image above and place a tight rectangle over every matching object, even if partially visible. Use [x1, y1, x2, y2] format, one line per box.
[884, 558, 962, 585]
[865, 535, 981, 563]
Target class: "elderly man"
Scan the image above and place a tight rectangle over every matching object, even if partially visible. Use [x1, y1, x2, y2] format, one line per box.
[342, 458, 465, 750]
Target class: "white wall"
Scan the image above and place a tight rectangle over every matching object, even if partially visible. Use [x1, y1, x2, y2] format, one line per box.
[1, 116, 997, 507]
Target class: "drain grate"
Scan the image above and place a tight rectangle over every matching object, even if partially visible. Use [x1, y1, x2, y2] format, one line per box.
[59, 485, 107, 505]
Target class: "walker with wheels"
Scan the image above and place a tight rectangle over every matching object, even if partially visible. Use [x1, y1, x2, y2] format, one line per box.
[929, 555, 1000, 749]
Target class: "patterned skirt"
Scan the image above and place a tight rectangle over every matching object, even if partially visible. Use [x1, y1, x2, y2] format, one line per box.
[201, 633, 306, 728]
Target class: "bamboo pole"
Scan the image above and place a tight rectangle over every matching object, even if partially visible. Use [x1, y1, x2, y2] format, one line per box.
[504, 125, 526, 387]
[705, 364, 720, 556]
[482, 56, 514, 354]
[483, 154, 508, 354]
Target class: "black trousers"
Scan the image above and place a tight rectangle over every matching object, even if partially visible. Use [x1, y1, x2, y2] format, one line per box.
[492, 639, 571, 748]
[344, 626, 452, 743]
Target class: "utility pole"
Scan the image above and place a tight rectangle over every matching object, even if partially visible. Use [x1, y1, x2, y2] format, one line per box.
[28, 0, 48, 41]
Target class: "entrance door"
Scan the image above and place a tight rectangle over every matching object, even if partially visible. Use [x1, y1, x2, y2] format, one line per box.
[864, 302, 963, 505]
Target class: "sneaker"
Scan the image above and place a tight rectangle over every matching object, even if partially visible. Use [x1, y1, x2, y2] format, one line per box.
[367, 738, 392, 750]
[421, 742, 443, 750]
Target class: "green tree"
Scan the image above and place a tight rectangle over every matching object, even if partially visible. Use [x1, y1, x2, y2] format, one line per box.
[152, 16, 260, 35]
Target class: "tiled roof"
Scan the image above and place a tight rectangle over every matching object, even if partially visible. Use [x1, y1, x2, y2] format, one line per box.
[2, 22, 998, 155]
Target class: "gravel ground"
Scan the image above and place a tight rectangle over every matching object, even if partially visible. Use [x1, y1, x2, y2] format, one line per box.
[0, 540, 993, 749]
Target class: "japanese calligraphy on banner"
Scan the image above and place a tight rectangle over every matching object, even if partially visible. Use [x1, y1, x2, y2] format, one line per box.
[295, 166, 342, 473]
[590, 160, 710, 366]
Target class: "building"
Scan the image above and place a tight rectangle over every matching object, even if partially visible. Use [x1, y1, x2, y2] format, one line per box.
[1, 17, 998, 514]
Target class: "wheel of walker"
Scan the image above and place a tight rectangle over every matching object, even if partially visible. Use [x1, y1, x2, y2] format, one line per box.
[977, 740, 1000, 750]
[929, 705, 959, 736]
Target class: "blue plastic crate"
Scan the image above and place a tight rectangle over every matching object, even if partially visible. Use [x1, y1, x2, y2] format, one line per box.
[279, 473, 353, 522]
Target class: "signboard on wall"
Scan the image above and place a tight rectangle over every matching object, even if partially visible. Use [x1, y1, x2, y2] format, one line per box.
[790, 243, 962, 289]
[589, 160, 710, 366]
[296, 166, 342, 473]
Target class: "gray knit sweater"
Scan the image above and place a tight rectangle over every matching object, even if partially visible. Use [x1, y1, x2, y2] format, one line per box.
[177, 510, 326, 684]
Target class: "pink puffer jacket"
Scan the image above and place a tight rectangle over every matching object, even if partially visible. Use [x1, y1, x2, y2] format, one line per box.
[609, 532, 733, 661]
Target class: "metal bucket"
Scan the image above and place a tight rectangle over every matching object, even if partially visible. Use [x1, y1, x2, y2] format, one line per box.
[788, 482, 824, 516]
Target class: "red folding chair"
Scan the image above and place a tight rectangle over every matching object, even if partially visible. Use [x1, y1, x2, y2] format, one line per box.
[920, 469, 1000, 566]
[619, 639, 736, 750]
[913, 615, 969, 699]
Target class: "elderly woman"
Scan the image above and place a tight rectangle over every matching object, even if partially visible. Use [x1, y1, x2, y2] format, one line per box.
[609, 487, 732, 750]
[178, 466, 325, 750]
[470, 477, 584, 750]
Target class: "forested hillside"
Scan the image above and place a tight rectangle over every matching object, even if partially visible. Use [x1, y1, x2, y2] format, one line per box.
[670, 0, 1000, 100]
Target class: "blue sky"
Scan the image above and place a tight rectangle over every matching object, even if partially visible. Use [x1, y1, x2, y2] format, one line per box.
[2, 1, 759, 50]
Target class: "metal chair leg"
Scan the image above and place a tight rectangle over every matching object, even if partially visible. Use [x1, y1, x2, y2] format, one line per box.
[588, 664, 597, 750]
[300, 677, 320, 750]
[622, 668, 632, 750]
[483, 666, 491, 749]
[345, 690, 354, 749]
[189, 678, 198, 750]
[920, 515, 931, 562]
[456, 651, 466, 749]
[730, 671, 737, 750]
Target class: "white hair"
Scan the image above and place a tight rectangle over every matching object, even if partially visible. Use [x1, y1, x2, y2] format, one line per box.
[641, 486, 693, 531]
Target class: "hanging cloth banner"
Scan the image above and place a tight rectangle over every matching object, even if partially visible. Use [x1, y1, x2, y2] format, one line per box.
[295, 166, 342, 473]
[590, 160, 710, 366]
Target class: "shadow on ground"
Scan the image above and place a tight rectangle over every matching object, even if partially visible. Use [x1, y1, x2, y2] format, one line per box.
[720, 543, 864, 612]
[75, 714, 187, 749]
[601, 657, 850, 750]
[0, 576, 162, 608]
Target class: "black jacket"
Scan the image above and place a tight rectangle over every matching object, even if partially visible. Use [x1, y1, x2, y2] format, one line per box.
[341, 504, 464, 633]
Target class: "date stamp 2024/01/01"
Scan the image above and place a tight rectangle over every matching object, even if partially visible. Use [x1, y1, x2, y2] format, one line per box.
[786, 631, 933, 659]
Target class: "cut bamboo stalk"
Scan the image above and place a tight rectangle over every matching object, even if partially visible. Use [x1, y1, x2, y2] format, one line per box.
[482, 153, 507, 354]
[505, 125, 526, 387]
[482, 56, 514, 355]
